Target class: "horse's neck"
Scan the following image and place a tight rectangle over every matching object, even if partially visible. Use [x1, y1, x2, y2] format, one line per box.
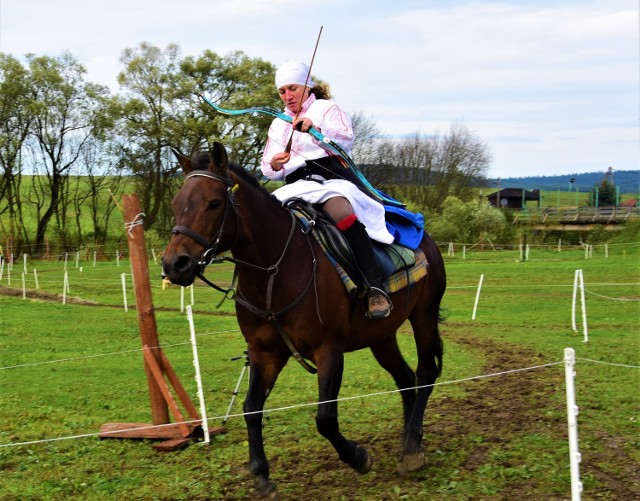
[231, 183, 295, 266]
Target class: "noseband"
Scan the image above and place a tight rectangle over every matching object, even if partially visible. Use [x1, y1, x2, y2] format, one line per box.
[171, 170, 236, 269]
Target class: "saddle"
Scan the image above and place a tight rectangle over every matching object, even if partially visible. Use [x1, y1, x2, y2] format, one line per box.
[285, 200, 427, 295]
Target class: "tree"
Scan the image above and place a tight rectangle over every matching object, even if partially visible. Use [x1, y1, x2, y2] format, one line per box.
[25, 52, 113, 254]
[589, 177, 616, 207]
[428, 196, 511, 244]
[179, 50, 280, 168]
[116, 44, 281, 236]
[0, 54, 35, 250]
[360, 123, 491, 212]
[350, 111, 381, 164]
[116, 42, 184, 231]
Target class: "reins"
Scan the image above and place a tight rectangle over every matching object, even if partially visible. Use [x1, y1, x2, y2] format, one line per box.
[171, 170, 319, 374]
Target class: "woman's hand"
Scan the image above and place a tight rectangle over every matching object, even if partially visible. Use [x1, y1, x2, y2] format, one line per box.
[292, 117, 317, 133]
[270, 152, 291, 171]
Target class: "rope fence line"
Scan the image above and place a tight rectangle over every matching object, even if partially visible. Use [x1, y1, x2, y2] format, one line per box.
[2, 240, 639, 271]
[0, 359, 565, 449]
[448, 282, 640, 290]
[583, 289, 640, 301]
[0, 356, 636, 451]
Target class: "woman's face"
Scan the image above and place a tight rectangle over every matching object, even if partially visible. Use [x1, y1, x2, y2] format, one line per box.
[278, 84, 310, 114]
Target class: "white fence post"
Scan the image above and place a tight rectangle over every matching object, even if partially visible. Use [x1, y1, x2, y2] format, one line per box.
[564, 348, 583, 501]
[571, 270, 589, 342]
[121, 272, 128, 312]
[472, 274, 484, 320]
[62, 270, 69, 304]
[186, 305, 209, 444]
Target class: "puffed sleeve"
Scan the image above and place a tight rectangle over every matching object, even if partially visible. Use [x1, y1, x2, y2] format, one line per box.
[317, 103, 354, 152]
[260, 121, 286, 180]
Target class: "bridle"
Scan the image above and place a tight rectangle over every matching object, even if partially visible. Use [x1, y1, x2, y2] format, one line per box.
[171, 170, 237, 271]
[169, 169, 319, 374]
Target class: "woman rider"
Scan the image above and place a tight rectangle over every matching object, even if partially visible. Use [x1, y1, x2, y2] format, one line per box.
[261, 60, 393, 319]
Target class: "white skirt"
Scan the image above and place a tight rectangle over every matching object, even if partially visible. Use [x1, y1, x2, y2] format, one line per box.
[273, 179, 394, 244]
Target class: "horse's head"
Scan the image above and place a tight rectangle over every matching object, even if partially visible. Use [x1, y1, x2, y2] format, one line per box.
[162, 142, 235, 286]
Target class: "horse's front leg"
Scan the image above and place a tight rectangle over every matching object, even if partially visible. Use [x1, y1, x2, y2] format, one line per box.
[244, 348, 287, 500]
[315, 349, 373, 474]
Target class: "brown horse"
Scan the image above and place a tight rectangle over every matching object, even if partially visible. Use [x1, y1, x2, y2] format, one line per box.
[162, 143, 446, 500]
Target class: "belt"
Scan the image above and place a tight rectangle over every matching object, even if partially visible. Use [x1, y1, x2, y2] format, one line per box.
[284, 165, 326, 185]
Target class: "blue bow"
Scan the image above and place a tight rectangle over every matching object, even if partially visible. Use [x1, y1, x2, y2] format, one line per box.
[199, 94, 404, 208]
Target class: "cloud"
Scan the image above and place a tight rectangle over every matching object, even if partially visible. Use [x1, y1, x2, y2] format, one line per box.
[0, 0, 637, 178]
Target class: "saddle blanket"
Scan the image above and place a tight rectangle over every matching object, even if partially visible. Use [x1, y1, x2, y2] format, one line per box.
[324, 242, 428, 296]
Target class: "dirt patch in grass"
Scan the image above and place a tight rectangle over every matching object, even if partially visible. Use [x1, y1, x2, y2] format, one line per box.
[228, 332, 638, 500]
[0, 284, 98, 305]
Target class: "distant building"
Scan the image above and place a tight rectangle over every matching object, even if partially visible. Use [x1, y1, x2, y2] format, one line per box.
[487, 188, 540, 209]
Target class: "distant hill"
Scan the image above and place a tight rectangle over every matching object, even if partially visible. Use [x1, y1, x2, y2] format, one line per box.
[487, 170, 639, 193]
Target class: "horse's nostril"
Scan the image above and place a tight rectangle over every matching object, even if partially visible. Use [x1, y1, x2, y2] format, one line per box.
[174, 254, 193, 272]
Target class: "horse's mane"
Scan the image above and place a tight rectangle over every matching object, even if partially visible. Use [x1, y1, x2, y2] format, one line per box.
[189, 151, 281, 207]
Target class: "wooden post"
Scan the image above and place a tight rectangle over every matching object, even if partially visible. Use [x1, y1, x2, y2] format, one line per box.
[122, 194, 170, 425]
[101, 193, 226, 450]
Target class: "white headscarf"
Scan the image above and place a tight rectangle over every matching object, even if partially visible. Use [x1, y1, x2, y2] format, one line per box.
[275, 60, 314, 89]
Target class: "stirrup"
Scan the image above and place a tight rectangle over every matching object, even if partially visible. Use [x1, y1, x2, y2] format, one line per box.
[365, 287, 392, 320]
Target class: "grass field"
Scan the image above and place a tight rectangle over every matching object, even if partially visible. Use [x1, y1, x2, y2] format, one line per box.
[0, 241, 638, 500]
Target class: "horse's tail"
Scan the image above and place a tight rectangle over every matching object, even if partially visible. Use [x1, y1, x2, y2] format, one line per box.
[435, 310, 445, 376]
[425, 232, 446, 377]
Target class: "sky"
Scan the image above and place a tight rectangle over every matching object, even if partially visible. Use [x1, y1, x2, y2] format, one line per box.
[0, 0, 638, 180]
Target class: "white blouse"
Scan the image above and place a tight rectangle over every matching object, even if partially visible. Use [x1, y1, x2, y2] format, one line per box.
[260, 94, 354, 180]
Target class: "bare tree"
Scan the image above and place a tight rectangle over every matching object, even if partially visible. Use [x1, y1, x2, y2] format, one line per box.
[367, 123, 491, 212]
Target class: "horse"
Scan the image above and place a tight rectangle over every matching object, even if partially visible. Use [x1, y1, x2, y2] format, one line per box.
[162, 143, 446, 500]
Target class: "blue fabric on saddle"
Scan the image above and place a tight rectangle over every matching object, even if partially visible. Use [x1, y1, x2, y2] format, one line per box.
[384, 205, 425, 250]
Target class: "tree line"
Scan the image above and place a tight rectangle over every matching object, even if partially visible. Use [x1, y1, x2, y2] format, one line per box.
[0, 43, 491, 255]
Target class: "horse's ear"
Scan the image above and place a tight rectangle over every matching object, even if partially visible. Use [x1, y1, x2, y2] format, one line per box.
[209, 142, 228, 174]
[172, 148, 193, 175]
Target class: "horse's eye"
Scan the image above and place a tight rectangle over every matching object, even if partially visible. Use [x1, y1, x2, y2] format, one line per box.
[207, 200, 222, 211]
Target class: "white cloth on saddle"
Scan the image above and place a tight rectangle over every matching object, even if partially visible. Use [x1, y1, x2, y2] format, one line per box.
[273, 179, 395, 245]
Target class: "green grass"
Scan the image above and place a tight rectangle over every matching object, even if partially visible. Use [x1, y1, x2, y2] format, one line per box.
[0, 243, 638, 499]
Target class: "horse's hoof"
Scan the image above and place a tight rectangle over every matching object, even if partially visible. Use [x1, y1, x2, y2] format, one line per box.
[354, 447, 373, 474]
[396, 451, 425, 476]
[254, 477, 279, 500]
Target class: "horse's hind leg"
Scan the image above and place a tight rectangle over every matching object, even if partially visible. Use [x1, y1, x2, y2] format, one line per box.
[398, 307, 444, 474]
[244, 348, 288, 500]
[315, 349, 372, 474]
[369, 337, 420, 467]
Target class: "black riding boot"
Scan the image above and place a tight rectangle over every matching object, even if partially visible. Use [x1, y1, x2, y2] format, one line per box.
[340, 219, 392, 319]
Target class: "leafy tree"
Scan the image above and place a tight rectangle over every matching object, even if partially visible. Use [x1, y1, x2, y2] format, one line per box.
[117, 44, 279, 235]
[25, 52, 113, 253]
[428, 196, 511, 244]
[589, 177, 616, 207]
[0, 54, 36, 249]
[116, 42, 184, 231]
[179, 50, 280, 168]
